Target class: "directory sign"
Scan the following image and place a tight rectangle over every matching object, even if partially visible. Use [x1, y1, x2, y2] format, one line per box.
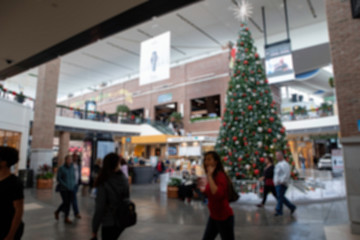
[331, 149, 344, 172]
[265, 40, 295, 84]
[140, 31, 170, 86]
[85, 100, 97, 120]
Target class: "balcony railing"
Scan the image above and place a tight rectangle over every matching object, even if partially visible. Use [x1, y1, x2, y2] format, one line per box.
[281, 108, 335, 122]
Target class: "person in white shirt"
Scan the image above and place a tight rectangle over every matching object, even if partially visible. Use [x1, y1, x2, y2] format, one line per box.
[274, 151, 296, 216]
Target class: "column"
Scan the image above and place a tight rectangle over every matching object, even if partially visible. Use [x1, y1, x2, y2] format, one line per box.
[30, 58, 60, 173]
[326, 0, 360, 234]
[57, 131, 70, 167]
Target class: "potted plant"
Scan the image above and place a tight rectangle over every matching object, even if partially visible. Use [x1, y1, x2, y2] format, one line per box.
[167, 177, 182, 199]
[318, 102, 333, 116]
[116, 104, 130, 122]
[36, 164, 54, 189]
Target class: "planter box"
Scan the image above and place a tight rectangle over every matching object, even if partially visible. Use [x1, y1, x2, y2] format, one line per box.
[36, 179, 53, 189]
[167, 186, 179, 198]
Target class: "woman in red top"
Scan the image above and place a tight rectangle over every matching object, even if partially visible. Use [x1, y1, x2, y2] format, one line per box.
[202, 151, 234, 240]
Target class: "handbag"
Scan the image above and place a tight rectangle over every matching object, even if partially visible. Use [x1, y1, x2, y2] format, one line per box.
[107, 182, 137, 228]
[227, 176, 240, 203]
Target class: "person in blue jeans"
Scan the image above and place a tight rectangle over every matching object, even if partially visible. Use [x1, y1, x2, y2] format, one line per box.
[55, 155, 76, 224]
[274, 151, 296, 216]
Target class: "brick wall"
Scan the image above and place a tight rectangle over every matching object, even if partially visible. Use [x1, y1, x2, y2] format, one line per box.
[326, 0, 360, 137]
[60, 52, 280, 136]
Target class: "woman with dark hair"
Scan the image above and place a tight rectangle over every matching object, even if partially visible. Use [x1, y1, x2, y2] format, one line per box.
[257, 157, 277, 208]
[202, 151, 234, 240]
[91, 153, 129, 240]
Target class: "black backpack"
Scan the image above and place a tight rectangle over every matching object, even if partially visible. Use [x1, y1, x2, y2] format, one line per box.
[107, 182, 137, 228]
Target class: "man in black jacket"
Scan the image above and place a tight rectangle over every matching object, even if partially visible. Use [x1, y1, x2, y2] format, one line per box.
[0, 147, 24, 240]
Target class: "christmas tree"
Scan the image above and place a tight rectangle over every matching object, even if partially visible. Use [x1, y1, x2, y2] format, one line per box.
[215, 23, 297, 180]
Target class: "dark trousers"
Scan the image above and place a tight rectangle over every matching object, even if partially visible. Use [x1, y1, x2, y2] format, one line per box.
[275, 185, 296, 215]
[57, 190, 74, 218]
[262, 185, 277, 205]
[72, 184, 79, 215]
[101, 226, 124, 240]
[202, 216, 234, 240]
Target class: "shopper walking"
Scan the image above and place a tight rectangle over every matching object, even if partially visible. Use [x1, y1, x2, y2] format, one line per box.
[274, 151, 296, 216]
[257, 157, 277, 208]
[55, 155, 76, 224]
[202, 151, 234, 240]
[91, 153, 129, 240]
[153, 159, 165, 183]
[0, 147, 24, 240]
[72, 153, 81, 219]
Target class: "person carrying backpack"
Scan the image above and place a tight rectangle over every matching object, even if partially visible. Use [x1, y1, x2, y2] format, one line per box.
[91, 153, 131, 240]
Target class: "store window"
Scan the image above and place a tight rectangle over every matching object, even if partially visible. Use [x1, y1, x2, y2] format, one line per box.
[190, 95, 220, 122]
[0, 129, 21, 149]
[155, 102, 177, 123]
[130, 108, 145, 123]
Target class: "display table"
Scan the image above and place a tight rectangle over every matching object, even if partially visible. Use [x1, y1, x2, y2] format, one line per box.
[132, 166, 154, 184]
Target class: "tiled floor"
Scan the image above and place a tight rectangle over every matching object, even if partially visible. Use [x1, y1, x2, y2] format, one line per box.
[22, 184, 352, 240]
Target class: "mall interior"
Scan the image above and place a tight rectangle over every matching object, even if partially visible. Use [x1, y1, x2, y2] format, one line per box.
[0, 0, 360, 239]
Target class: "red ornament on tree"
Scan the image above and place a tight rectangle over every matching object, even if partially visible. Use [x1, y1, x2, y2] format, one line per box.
[280, 128, 285, 134]
[230, 111, 234, 115]
[244, 142, 248, 146]
[265, 90, 269, 94]
[236, 172, 240, 177]
[273, 138, 277, 143]
[255, 151, 259, 155]
[264, 146, 269, 151]
[267, 128, 272, 133]
[258, 120, 262, 124]
[242, 93, 247, 97]
[254, 169, 259, 175]
[252, 163, 257, 168]
[248, 105, 253, 111]
[255, 53, 259, 59]
[12, 91, 17, 96]
[232, 136, 237, 141]
[256, 100, 260, 105]
[240, 42, 244, 46]
[260, 157, 265, 163]
[245, 48, 249, 53]
[244, 60, 249, 65]
[223, 156, 228, 162]
[235, 117, 238, 121]
[229, 152, 233, 156]
[269, 117, 274, 122]
[229, 162, 233, 166]
[223, 122, 227, 127]
[245, 27, 249, 31]
[238, 157, 242, 162]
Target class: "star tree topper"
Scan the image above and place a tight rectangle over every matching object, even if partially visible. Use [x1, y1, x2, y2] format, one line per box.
[230, 0, 253, 22]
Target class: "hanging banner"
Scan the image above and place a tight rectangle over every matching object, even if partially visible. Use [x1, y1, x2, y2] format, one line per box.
[139, 31, 170, 86]
[265, 40, 295, 84]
